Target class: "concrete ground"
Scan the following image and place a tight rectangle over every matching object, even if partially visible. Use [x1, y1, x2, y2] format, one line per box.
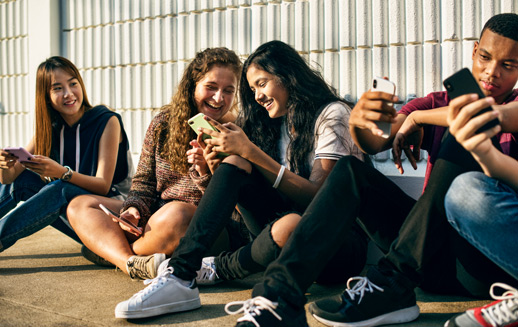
[0, 226, 491, 327]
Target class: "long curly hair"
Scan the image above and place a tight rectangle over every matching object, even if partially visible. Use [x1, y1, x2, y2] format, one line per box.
[160, 47, 242, 173]
[33, 56, 92, 157]
[238, 40, 348, 178]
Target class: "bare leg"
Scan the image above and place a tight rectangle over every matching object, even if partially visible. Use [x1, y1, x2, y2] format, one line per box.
[67, 195, 133, 272]
[131, 201, 196, 256]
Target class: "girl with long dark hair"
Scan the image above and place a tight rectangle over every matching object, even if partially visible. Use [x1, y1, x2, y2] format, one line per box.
[115, 40, 366, 319]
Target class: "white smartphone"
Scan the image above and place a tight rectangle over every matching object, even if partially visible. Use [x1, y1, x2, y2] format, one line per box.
[99, 204, 143, 236]
[371, 77, 396, 139]
[3, 147, 35, 163]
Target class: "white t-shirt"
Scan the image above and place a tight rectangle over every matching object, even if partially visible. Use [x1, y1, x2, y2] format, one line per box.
[278, 101, 363, 170]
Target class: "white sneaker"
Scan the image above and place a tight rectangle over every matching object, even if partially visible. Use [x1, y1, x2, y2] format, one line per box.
[115, 266, 201, 319]
[196, 256, 221, 286]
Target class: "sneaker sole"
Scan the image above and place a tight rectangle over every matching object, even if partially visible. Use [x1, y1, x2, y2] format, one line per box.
[311, 305, 420, 327]
[115, 298, 201, 319]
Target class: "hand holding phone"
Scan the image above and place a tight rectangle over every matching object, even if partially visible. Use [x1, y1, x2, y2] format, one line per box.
[99, 204, 143, 236]
[3, 147, 35, 163]
[188, 113, 219, 140]
[443, 68, 500, 133]
[188, 113, 229, 158]
[371, 77, 396, 138]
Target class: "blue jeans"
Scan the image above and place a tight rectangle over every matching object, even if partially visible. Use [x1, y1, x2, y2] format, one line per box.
[0, 169, 90, 252]
[445, 171, 518, 280]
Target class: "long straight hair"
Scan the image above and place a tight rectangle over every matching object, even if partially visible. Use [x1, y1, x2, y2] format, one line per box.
[238, 40, 345, 178]
[33, 56, 92, 156]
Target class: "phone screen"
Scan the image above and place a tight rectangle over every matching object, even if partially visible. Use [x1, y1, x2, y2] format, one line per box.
[99, 204, 143, 236]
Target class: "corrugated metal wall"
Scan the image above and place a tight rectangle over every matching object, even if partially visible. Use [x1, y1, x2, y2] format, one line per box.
[0, 0, 29, 150]
[1, 0, 518, 176]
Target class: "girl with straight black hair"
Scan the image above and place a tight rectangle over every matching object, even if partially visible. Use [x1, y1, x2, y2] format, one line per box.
[115, 40, 367, 319]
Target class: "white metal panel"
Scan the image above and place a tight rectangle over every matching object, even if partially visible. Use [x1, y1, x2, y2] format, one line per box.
[405, 0, 420, 44]
[463, 0, 479, 39]
[340, 49, 356, 102]
[177, 14, 188, 61]
[356, 0, 371, 47]
[294, 0, 308, 53]
[442, 0, 461, 41]
[267, 2, 280, 42]
[309, 0, 323, 52]
[251, 3, 266, 50]
[238, 5, 251, 55]
[423, 0, 440, 42]
[200, 10, 213, 49]
[213, 8, 225, 47]
[280, 1, 294, 45]
[372, 0, 387, 46]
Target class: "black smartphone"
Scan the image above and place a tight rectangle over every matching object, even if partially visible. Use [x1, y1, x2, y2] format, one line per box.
[443, 68, 499, 133]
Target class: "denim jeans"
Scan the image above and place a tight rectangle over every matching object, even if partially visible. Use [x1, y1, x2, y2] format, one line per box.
[446, 171, 518, 280]
[0, 169, 90, 252]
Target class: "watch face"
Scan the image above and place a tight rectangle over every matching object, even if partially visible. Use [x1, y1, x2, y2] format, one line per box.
[61, 166, 72, 181]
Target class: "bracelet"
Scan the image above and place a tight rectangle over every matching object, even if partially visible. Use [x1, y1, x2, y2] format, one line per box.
[272, 165, 286, 189]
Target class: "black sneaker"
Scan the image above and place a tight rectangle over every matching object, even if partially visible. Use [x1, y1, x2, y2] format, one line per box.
[308, 266, 419, 326]
[225, 296, 308, 327]
[444, 282, 518, 327]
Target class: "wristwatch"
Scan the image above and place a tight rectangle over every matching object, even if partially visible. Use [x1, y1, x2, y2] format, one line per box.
[60, 166, 73, 181]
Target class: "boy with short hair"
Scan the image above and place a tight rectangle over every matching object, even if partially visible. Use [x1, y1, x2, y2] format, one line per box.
[227, 13, 518, 327]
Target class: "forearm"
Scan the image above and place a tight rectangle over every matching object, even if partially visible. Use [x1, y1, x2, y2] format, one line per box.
[67, 172, 114, 195]
[497, 101, 518, 132]
[241, 144, 321, 209]
[411, 107, 449, 127]
[350, 127, 390, 154]
[0, 164, 25, 184]
[472, 147, 518, 191]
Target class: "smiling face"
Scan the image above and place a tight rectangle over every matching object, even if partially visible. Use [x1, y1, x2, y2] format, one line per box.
[194, 65, 238, 121]
[246, 64, 289, 119]
[49, 68, 84, 126]
[472, 29, 518, 104]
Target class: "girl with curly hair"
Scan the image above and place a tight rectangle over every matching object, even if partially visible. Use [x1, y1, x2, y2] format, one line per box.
[66, 47, 242, 280]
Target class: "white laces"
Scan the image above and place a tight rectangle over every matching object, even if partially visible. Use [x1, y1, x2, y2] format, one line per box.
[344, 276, 384, 304]
[134, 267, 174, 299]
[481, 283, 518, 327]
[225, 296, 282, 327]
[199, 260, 219, 280]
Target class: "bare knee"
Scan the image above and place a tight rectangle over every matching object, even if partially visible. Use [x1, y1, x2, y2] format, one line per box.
[222, 155, 252, 174]
[67, 195, 99, 223]
[270, 213, 302, 248]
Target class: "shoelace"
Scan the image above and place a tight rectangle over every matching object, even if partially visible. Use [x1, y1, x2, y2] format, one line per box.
[480, 283, 518, 326]
[344, 276, 384, 305]
[199, 260, 219, 281]
[225, 296, 282, 327]
[132, 267, 174, 299]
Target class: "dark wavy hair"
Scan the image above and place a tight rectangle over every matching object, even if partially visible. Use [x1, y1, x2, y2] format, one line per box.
[237, 40, 349, 178]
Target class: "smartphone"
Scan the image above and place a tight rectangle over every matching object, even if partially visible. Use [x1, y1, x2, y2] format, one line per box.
[443, 68, 499, 133]
[187, 113, 229, 158]
[3, 147, 35, 163]
[188, 113, 219, 141]
[99, 204, 143, 236]
[371, 77, 396, 138]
